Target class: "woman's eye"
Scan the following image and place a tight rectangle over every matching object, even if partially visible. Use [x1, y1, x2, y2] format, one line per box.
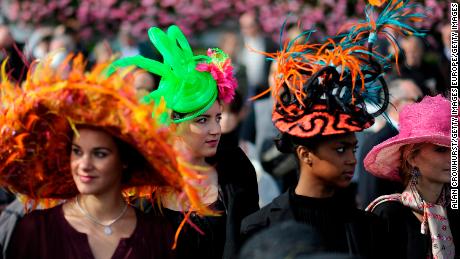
[336, 147, 345, 153]
[94, 151, 108, 158]
[434, 147, 449, 153]
[216, 116, 222, 123]
[71, 148, 82, 156]
[196, 118, 207, 124]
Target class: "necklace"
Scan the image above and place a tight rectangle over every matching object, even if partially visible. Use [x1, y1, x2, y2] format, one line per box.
[75, 196, 129, 235]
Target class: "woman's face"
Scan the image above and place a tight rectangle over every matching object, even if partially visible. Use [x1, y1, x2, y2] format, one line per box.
[71, 128, 124, 195]
[307, 133, 358, 189]
[411, 143, 450, 184]
[176, 100, 222, 160]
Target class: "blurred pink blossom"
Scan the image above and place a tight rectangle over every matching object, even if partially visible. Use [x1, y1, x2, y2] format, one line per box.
[3, 0, 448, 42]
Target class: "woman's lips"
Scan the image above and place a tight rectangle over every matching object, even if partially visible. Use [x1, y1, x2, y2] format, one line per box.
[205, 140, 219, 147]
[79, 175, 97, 183]
[343, 171, 354, 179]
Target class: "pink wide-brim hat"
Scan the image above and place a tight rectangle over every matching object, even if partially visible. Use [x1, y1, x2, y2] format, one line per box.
[364, 95, 451, 182]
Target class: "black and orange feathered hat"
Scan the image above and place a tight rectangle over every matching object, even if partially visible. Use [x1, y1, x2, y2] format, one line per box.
[253, 0, 425, 138]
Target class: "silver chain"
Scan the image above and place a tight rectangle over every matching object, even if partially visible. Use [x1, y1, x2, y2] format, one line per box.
[75, 196, 129, 235]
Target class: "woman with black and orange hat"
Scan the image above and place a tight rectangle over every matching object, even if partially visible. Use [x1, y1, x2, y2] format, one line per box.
[109, 25, 259, 259]
[240, 0, 426, 257]
[0, 54, 212, 259]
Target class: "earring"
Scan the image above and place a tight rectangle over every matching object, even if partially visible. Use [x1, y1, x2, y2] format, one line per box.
[411, 167, 420, 185]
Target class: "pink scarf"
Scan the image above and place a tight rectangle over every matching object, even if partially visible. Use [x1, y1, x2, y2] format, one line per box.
[366, 183, 455, 259]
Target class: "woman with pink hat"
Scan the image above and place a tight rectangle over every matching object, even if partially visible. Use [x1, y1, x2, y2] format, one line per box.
[366, 95, 459, 259]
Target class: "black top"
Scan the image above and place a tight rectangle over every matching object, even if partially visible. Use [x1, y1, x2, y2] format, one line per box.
[373, 201, 460, 259]
[241, 190, 391, 259]
[162, 199, 227, 259]
[291, 191, 351, 253]
[149, 146, 259, 259]
[6, 204, 176, 259]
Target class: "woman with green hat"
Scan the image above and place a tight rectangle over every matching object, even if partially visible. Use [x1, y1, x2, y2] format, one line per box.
[109, 25, 259, 259]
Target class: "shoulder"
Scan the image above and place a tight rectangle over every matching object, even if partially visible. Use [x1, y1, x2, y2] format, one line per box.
[241, 192, 290, 235]
[348, 207, 389, 232]
[240, 205, 272, 239]
[15, 205, 61, 232]
[241, 203, 272, 231]
[138, 207, 170, 224]
[351, 207, 382, 220]
[6, 206, 62, 257]
[371, 200, 411, 222]
[134, 208, 177, 251]
[10, 205, 64, 240]
[140, 208, 175, 233]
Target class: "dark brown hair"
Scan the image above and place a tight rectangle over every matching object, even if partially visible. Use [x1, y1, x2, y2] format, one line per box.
[70, 125, 153, 185]
[399, 143, 423, 186]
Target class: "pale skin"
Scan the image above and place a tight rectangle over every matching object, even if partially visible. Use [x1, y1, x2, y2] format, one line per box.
[62, 128, 136, 259]
[387, 79, 423, 123]
[294, 133, 358, 198]
[406, 143, 450, 221]
[164, 100, 223, 208]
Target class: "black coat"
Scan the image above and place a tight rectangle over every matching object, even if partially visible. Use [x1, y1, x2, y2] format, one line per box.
[241, 191, 391, 259]
[215, 146, 260, 258]
[373, 201, 460, 259]
[356, 123, 403, 208]
[151, 146, 259, 259]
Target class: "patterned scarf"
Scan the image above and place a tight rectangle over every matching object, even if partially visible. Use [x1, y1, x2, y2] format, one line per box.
[366, 179, 455, 259]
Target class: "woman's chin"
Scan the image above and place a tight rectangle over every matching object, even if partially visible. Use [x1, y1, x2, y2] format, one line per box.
[75, 184, 101, 196]
[203, 147, 218, 157]
[335, 179, 353, 189]
[76, 188, 97, 196]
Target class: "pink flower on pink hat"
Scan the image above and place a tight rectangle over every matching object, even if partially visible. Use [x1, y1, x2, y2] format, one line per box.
[196, 48, 238, 104]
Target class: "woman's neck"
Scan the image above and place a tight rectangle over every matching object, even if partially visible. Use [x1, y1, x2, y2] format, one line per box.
[295, 170, 335, 198]
[416, 177, 445, 204]
[77, 188, 126, 222]
[190, 156, 209, 167]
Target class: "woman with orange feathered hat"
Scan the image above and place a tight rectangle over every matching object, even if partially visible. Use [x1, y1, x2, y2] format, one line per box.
[0, 54, 212, 259]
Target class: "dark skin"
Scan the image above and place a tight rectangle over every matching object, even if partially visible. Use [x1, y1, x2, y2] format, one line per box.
[294, 133, 358, 198]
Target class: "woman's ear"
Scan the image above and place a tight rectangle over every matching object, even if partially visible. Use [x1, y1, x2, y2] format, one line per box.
[296, 146, 312, 166]
[407, 152, 418, 168]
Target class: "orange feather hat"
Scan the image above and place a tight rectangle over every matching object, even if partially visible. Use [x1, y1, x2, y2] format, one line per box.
[0, 54, 213, 216]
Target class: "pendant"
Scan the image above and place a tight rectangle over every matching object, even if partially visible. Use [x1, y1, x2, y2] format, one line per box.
[104, 226, 113, 235]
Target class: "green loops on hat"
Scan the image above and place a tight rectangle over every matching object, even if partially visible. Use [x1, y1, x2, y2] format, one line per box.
[108, 25, 219, 123]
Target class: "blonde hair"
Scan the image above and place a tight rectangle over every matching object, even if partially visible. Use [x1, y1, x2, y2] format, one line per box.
[399, 143, 423, 185]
